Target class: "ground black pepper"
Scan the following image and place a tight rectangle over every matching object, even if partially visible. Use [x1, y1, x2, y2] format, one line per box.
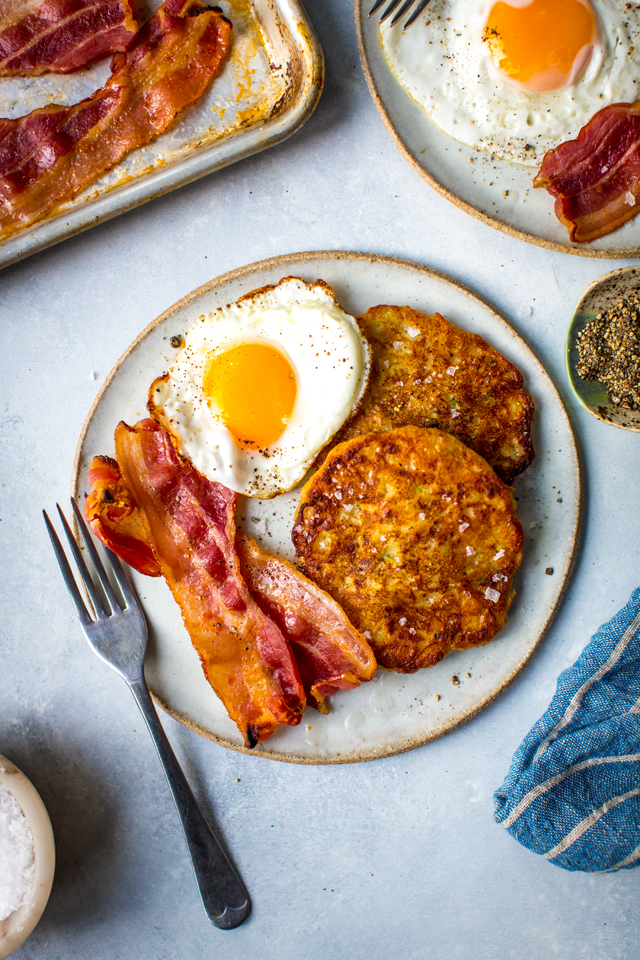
[575, 293, 640, 410]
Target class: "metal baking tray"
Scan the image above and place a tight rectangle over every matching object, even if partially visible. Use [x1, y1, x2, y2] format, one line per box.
[0, 0, 323, 269]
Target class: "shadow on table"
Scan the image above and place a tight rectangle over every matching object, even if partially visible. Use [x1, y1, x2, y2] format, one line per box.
[2, 718, 128, 930]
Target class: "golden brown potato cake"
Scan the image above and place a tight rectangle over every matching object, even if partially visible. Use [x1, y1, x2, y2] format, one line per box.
[314, 305, 534, 485]
[293, 426, 524, 673]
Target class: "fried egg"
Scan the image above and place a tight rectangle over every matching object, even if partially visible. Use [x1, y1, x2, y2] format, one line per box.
[149, 277, 370, 498]
[380, 0, 640, 166]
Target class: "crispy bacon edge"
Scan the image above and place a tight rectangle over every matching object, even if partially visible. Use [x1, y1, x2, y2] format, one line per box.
[84, 454, 161, 577]
[0, 0, 139, 77]
[113, 419, 305, 748]
[84, 428, 376, 718]
[236, 533, 376, 712]
[533, 102, 640, 244]
[0, 0, 231, 240]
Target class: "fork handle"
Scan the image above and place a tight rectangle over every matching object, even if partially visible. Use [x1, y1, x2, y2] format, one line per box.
[128, 679, 251, 929]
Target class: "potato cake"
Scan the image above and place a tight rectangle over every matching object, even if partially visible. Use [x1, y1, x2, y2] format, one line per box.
[314, 305, 534, 485]
[293, 426, 524, 673]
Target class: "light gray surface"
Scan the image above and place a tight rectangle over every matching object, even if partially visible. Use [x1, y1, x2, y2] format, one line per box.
[1, 1, 639, 957]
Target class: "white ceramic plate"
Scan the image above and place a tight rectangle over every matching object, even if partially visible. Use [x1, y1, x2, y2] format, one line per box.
[73, 251, 581, 764]
[354, 1, 640, 259]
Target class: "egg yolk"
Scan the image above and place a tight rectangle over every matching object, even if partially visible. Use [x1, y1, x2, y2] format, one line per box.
[483, 0, 598, 92]
[203, 342, 297, 449]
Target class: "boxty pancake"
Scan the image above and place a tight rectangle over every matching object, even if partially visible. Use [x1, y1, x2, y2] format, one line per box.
[293, 426, 524, 673]
[314, 305, 534, 485]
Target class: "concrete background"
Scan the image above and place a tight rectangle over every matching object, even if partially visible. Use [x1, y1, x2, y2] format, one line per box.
[1, 1, 639, 957]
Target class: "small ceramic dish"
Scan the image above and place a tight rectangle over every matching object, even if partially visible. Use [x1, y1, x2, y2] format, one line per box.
[567, 266, 640, 432]
[0, 756, 55, 960]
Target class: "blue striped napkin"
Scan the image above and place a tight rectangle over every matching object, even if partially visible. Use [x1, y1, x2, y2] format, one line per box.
[494, 587, 640, 873]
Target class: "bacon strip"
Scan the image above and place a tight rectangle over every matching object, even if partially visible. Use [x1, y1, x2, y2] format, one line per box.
[84, 433, 376, 720]
[534, 102, 640, 243]
[0, 0, 231, 241]
[237, 533, 376, 712]
[85, 454, 161, 577]
[113, 420, 305, 748]
[0, 0, 138, 76]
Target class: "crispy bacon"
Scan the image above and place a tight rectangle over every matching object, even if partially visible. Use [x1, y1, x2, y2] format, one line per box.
[236, 533, 376, 712]
[0, 0, 231, 240]
[84, 454, 161, 577]
[84, 429, 377, 722]
[534, 102, 640, 243]
[114, 419, 305, 748]
[0, 0, 138, 76]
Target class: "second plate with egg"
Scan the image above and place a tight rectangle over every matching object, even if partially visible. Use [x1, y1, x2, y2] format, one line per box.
[73, 251, 581, 763]
[355, 0, 640, 258]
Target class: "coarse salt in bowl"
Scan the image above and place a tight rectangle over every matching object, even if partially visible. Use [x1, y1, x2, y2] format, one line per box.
[0, 756, 55, 960]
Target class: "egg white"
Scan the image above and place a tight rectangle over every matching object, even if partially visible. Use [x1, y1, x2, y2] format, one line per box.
[149, 278, 370, 499]
[380, 0, 640, 166]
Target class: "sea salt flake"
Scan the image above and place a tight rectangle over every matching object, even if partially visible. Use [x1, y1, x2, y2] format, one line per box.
[459, 522, 469, 532]
[363, 630, 372, 640]
[418, 512, 426, 520]
[625, 191, 636, 207]
[466, 545, 476, 556]
[425, 376, 433, 383]
[493, 548, 505, 560]
[406, 326, 421, 339]
[446, 366, 457, 376]
[334, 491, 342, 500]
[0, 781, 35, 923]
[399, 617, 407, 626]
[451, 410, 460, 418]
[485, 587, 501, 603]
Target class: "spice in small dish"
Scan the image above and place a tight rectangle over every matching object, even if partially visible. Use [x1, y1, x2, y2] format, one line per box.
[575, 293, 640, 410]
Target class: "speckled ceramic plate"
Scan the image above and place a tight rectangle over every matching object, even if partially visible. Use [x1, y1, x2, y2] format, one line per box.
[567, 266, 640, 431]
[355, 2, 640, 258]
[73, 251, 581, 764]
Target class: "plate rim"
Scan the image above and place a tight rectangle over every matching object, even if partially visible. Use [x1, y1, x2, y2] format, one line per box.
[353, 0, 640, 260]
[72, 249, 583, 764]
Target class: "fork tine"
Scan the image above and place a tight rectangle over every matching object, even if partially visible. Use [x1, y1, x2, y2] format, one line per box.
[369, 0, 387, 15]
[390, 0, 417, 27]
[101, 546, 140, 611]
[69, 498, 121, 612]
[56, 503, 110, 619]
[403, 0, 433, 29]
[379, 0, 404, 24]
[43, 509, 94, 628]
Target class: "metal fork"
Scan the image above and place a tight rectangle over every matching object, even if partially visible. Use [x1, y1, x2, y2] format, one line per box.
[369, 0, 433, 30]
[43, 499, 251, 930]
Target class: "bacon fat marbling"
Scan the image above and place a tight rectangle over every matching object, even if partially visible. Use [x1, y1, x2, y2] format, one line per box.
[0, 0, 231, 240]
[534, 102, 640, 243]
[0, 0, 138, 76]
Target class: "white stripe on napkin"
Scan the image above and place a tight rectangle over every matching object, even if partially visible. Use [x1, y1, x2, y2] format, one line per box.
[600, 842, 640, 873]
[501, 753, 640, 828]
[543, 787, 640, 860]
[630, 695, 640, 714]
[533, 609, 640, 763]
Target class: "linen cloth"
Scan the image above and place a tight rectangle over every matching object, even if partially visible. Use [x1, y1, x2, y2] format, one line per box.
[494, 587, 640, 872]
